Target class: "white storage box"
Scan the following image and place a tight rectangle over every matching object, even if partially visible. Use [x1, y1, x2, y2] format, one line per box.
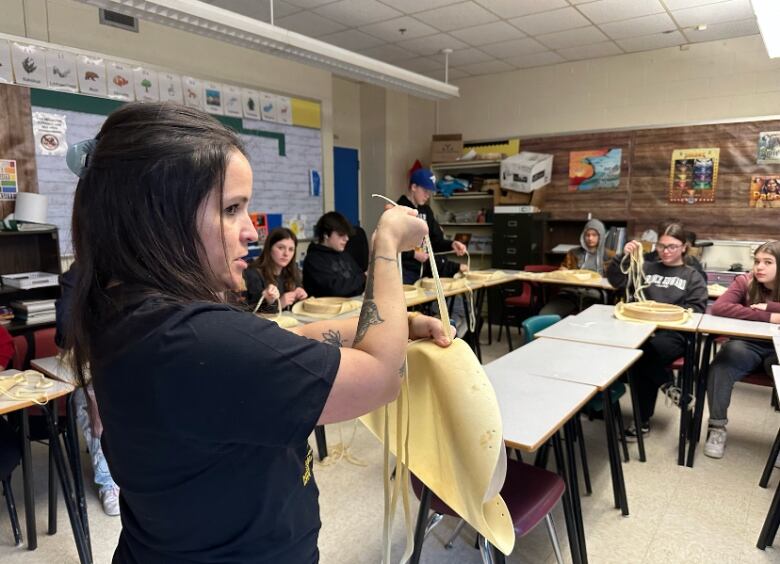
[500, 152, 553, 193]
[2, 272, 59, 289]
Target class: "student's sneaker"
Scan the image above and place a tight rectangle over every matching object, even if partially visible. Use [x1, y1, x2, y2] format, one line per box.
[703, 427, 727, 459]
[451, 316, 468, 339]
[624, 422, 650, 442]
[660, 382, 696, 411]
[99, 485, 121, 516]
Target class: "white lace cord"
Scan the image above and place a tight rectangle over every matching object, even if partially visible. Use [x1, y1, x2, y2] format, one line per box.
[619, 245, 649, 303]
[316, 419, 367, 467]
[432, 249, 475, 333]
[0, 370, 53, 405]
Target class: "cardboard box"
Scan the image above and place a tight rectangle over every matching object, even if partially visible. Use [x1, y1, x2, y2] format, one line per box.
[493, 185, 547, 208]
[431, 134, 463, 163]
[500, 152, 553, 193]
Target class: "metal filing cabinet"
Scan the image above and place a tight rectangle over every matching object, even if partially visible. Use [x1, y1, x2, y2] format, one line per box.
[492, 212, 548, 269]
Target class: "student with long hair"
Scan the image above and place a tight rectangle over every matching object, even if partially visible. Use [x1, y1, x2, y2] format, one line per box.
[244, 227, 307, 312]
[607, 221, 708, 439]
[703, 240, 780, 458]
[64, 102, 451, 563]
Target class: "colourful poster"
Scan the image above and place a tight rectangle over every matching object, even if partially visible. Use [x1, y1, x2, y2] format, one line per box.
[568, 148, 621, 191]
[0, 160, 18, 200]
[758, 131, 780, 164]
[749, 176, 780, 208]
[668, 148, 719, 204]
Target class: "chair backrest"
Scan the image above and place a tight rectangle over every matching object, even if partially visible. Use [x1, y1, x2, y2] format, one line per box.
[521, 315, 561, 345]
[11, 335, 29, 371]
[32, 327, 58, 360]
[523, 264, 557, 273]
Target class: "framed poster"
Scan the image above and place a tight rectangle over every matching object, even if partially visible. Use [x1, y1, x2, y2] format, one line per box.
[757, 131, 780, 164]
[568, 148, 621, 191]
[749, 176, 780, 208]
[668, 148, 719, 204]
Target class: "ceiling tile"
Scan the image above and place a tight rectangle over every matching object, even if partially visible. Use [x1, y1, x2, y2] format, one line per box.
[661, 0, 729, 9]
[557, 41, 623, 61]
[576, 0, 666, 24]
[424, 67, 472, 81]
[284, 0, 336, 8]
[414, 2, 500, 32]
[536, 26, 609, 50]
[682, 17, 759, 42]
[451, 21, 526, 46]
[377, 0, 456, 14]
[314, 0, 402, 27]
[456, 59, 514, 76]
[358, 43, 417, 63]
[616, 30, 687, 52]
[360, 16, 439, 42]
[446, 47, 494, 65]
[276, 11, 347, 37]
[398, 56, 443, 72]
[509, 7, 590, 35]
[201, 0, 301, 21]
[600, 12, 677, 40]
[319, 29, 385, 50]
[503, 50, 566, 68]
[479, 37, 548, 58]
[671, 0, 755, 28]
[474, 0, 568, 18]
[401, 33, 468, 55]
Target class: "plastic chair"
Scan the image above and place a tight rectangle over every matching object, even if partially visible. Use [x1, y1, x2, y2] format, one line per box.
[0, 417, 22, 546]
[499, 265, 557, 352]
[410, 459, 565, 563]
[11, 335, 28, 371]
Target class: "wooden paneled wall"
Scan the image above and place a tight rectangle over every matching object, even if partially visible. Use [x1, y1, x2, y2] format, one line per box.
[520, 118, 780, 241]
[0, 84, 38, 218]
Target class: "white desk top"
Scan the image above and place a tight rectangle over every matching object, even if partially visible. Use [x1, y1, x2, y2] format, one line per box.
[485, 367, 597, 452]
[0, 369, 74, 416]
[30, 356, 78, 385]
[515, 272, 614, 290]
[576, 303, 703, 333]
[774, 337, 780, 360]
[697, 314, 780, 340]
[536, 311, 655, 349]
[489, 337, 642, 390]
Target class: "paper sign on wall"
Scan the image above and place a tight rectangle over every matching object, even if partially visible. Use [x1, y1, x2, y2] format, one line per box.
[242, 89, 260, 119]
[12, 42, 46, 87]
[133, 67, 159, 102]
[106, 61, 133, 100]
[260, 92, 278, 122]
[278, 96, 292, 125]
[0, 41, 12, 84]
[203, 81, 223, 115]
[182, 76, 203, 109]
[45, 50, 78, 92]
[32, 112, 68, 156]
[77, 56, 107, 96]
[158, 72, 183, 104]
[0, 160, 18, 200]
[223, 84, 242, 117]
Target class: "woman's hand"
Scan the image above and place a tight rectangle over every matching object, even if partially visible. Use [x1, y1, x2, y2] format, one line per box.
[262, 284, 280, 303]
[750, 303, 768, 311]
[375, 205, 428, 253]
[623, 240, 642, 255]
[409, 314, 455, 347]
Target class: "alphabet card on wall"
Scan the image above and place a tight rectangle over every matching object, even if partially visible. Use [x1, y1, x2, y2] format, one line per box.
[45, 50, 78, 92]
[182, 76, 203, 109]
[278, 96, 292, 125]
[203, 81, 223, 115]
[133, 67, 159, 102]
[0, 40, 12, 84]
[12, 42, 46, 87]
[223, 84, 242, 117]
[158, 72, 183, 104]
[668, 148, 719, 204]
[77, 56, 107, 96]
[260, 92, 278, 122]
[242, 88, 260, 119]
[107, 61, 133, 101]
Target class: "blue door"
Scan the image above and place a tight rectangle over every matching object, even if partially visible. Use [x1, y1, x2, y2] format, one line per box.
[334, 147, 359, 226]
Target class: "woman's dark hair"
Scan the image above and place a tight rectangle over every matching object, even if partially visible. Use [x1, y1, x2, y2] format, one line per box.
[657, 221, 689, 255]
[314, 211, 353, 243]
[67, 102, 246, 386]
[749, 240, 780, 304]
[248, 227, 300, 292]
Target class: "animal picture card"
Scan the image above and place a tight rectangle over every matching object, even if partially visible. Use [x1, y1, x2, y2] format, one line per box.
[77, 56, 107, 96]
[45, 50, 78, 92]
[0, 40, 12, 84]
[182, 76, 203, 109]
[106, 61, 133, 100]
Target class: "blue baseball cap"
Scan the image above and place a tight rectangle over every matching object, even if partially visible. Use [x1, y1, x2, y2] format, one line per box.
[410, 168, 436, 191]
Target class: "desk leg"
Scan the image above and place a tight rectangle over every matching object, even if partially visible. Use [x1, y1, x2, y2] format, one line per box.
[19, 409, 36, 550]
[552, 432, 583, 564]
[687, 335, 713, 468]
[677, 334, 695, 466]
[66, 394, 91, 554]
[603, 390, 629, 516]
[410, 485, 432, 564]
[757, 480, 780, 550]
[43, 404, 92, 564]
[314, 425, 328, 461]
[627, 369, 646, 462]
[564, 421, 589, 562]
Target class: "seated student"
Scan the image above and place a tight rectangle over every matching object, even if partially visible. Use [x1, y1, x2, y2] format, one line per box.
[303, 212, 366, 297]
[540, 218, 613, 317]
[607, 221, 708, 439]
[244, 227, 307, 312]
[703, 240, 780, 459]
[344, 224, 369, 273]
[397, 168, 467, 285]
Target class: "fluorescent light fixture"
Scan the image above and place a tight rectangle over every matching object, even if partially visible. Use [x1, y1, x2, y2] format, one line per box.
[752, 0, 780, 58]
[74, 0, 459, 100]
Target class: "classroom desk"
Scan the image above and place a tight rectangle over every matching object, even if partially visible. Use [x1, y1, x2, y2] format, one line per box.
[687, 315, 780, 467]
[485, 366, 597, 564]
[775, 337, 780, 359]
[0, 369, 91, 563]
[535, 308, 656, 350]
[489, 337, 642, 516]
[515, 272, 615, 291]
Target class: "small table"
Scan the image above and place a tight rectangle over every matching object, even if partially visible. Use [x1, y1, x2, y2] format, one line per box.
[485, 366, 597, 564]
[536, 308, 656, 350]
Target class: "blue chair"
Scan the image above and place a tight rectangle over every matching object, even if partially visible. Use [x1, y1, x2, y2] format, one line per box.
[521, 314, 561, 345]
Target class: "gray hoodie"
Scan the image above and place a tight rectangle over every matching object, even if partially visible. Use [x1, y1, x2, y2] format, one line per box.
[565, 219, 608, 273]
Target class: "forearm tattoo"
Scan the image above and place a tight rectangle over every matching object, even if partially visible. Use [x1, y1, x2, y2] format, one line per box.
[353, 252, 395, 346]
[321, 329, 346, 348]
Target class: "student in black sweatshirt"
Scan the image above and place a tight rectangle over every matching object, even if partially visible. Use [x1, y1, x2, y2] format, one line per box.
[607, 221, 708, 439]
[302, 212, 366, 297]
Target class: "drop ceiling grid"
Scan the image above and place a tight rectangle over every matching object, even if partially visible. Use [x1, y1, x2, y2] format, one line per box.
[202, 0, 760, 80]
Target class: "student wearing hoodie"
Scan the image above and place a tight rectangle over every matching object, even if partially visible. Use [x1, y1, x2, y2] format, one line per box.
[302, 212, 366, 298]
[607, 221, 708, 439]
[703, 240, 780, 459]
[540, 218, 613, 317]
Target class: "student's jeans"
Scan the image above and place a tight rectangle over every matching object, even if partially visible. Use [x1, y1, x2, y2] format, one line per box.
[707, 338, 778, 427]
[74, 386, 117, 492]
[635, 330, 687, 424]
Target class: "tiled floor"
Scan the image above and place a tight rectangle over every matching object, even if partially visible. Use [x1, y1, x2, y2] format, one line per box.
[1, 326, 779, 563]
